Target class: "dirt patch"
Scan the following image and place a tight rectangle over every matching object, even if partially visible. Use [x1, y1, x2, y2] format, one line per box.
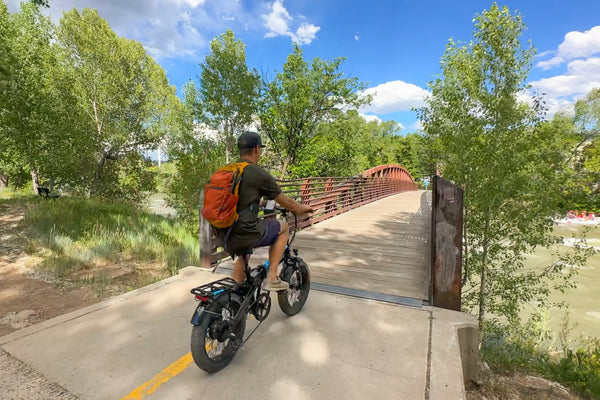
[0, 204, 165, 337]
[0, 204, 97, 336]
[466, 362, 587, 400]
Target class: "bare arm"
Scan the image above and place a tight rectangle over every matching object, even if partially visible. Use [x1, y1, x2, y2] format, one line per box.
[274, 193, 313, 215]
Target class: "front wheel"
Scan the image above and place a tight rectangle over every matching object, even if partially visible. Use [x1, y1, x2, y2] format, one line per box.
[278, 260, 310, 316]
[191, 294, 246, 372]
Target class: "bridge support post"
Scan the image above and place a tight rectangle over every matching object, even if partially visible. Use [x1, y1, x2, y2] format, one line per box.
[430, 176, 463, 311]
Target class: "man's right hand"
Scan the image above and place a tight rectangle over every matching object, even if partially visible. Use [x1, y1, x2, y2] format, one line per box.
[274, 193, 314, 215]
[296, 204, 314, 215]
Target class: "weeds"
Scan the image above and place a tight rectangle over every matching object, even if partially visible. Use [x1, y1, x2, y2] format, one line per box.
[21, 197, 198, 280]
[482, 315, 600, 399]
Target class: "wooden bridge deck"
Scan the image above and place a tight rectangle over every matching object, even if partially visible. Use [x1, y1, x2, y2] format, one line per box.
[294, 190, 431, 301]
[217, 190, 432, 302]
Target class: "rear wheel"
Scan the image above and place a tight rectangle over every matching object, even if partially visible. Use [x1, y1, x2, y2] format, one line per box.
[190, 294, 246, 372]
[278, 260, 310, 316]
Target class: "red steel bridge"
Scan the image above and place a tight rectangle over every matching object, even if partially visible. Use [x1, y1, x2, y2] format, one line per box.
[201, 164, 462, 308]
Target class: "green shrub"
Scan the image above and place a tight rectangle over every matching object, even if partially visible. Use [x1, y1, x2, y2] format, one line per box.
[482, 318, 600, 399]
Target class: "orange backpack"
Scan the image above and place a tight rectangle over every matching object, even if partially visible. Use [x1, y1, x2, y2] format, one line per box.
[201, 162, 250, 229]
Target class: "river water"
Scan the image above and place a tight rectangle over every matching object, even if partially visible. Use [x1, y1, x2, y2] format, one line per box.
[523, 223, 600, 340]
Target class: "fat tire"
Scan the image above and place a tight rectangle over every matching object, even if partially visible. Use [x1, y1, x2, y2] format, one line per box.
[278, 260, 310, 316]
[190, 294, 246, 372]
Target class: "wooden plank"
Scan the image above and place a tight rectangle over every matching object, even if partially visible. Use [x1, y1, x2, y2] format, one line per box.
[295, 190, 432, 300]
[308, 264, 426, 283]
[297, 247, 428, 263]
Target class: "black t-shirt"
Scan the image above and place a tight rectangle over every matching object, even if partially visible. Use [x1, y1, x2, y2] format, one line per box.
[227, 161, 282, 253]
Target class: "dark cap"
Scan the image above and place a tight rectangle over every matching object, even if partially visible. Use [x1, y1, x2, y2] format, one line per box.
[237, 131, 266, 149]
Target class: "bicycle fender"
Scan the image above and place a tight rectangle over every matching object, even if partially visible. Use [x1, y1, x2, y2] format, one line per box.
[190, 303, 207, 325]
[190, 292, 244, 326]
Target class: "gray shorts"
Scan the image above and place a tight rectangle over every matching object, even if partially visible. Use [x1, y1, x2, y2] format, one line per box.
[253, 219, 280, 247]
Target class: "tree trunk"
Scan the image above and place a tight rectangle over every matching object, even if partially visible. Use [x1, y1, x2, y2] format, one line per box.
[462, 187, 469, 285]
[478, 215, 491, 333]
[0, 172, 8, 188]
[93, 155, 107, 194]
[281, 155, 291, 180]
[31, 169, 40, 194]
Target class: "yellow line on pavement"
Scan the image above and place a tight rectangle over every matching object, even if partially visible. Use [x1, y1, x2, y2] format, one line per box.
[121, 352, 193, 400]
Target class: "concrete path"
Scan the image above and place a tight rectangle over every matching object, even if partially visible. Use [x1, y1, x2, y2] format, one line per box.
[0, 267, 476, 400]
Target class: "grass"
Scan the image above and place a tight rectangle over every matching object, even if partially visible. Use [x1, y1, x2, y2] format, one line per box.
[481, 317, 600, 399]
[0, 186, 36, 202]
[13, 195, 199, 285]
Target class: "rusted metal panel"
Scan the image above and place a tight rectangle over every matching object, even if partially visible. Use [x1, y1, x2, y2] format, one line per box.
[430, 175, 463, 311]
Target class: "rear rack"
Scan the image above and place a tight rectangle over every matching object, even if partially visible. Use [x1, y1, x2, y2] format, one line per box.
[190, 277, 243, 298]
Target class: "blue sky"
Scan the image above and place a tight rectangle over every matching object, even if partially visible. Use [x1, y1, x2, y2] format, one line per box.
[7, 0, 600, 133]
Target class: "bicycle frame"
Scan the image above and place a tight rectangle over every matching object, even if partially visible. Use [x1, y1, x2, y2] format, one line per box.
[190, 210, 299, 333]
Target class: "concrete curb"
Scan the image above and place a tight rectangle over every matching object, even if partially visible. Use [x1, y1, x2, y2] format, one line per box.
[426, 306, 479, 400]
[0, 266, 209, 346]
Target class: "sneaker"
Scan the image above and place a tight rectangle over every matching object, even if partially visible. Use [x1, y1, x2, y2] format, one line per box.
[265, 278, 289, 291]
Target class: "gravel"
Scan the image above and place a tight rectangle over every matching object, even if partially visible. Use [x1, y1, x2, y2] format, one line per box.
[0, 348, 78, 400]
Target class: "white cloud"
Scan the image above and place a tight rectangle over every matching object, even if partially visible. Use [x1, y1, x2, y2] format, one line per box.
[537, 56, 564, 70]
[567, 57, 600, 77]
[537, 50, 554, 58]
[531, 63, 600, 99]
[294, 22, 320, 45]
[557, 26, 600, 60]
[177, 0, 206, 7]
[545, 98, 576, 117]
[263, 0, 292, 37]
[527, 67, 599, 117]
[262, 0, 320, 45]
[361, 80, 429, 114]
[531, 26, 600, 118]
[354, 33, 359, 41]
[6, 0, 260, 60]
[536, 25, 600, 70]
[359, 113, 382, 123]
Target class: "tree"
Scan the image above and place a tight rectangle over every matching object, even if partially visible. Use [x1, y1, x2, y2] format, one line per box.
[199, 29, 260, 163]
[0, 1, 15, 187]
[57, 8, 181, 199]
[574, 88, 600, 145]
[566, 88, 600, 209]
[166, 81, 224, 228]
[417, 4, 590, 328]
[260, 44, 371, 178]
[0, 2, 63, 192]
[289, 111, 371, 177]
[30, 0, 49, 7]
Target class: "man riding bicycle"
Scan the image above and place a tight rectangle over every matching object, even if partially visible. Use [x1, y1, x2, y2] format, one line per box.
[228, 131, 313, 291]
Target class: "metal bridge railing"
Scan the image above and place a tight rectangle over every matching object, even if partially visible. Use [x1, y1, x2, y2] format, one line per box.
[200, 164, 417, 267]
[278, 175, 416, 230]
